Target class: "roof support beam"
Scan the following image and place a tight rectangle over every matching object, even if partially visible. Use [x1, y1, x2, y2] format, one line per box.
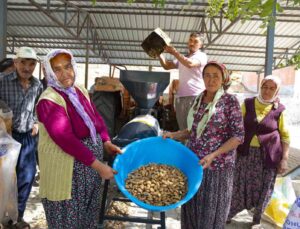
[203, 16, 241, 50]
[84, 16, 90, 88]
[28, 0, 109, 63]
[264, 0, 277, 76]
[274, 37, 300, 69]
[0, 0, 7, 60]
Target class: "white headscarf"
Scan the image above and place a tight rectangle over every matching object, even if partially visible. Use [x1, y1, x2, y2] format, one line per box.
[44, 49, 97, 144]
[257, 75, 281, 105]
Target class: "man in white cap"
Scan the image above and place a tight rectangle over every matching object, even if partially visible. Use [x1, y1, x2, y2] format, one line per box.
[0, 47, 43, 228]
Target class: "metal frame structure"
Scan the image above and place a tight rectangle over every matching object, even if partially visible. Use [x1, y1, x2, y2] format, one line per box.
[3, 0, 300, 73]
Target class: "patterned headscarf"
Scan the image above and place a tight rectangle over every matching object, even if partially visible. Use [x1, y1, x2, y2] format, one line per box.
[44, 49, 97, 144]
[187, 61, 230, 137]
[202, 61, 231, 90]
[257, 75, 281, 106]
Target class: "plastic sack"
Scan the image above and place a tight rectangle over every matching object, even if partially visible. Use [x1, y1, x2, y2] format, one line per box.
[0, 126, 21, 224]
[263, 176, 297, 227]
[283, 197, 300, 229]
[0, 100, 13, 135]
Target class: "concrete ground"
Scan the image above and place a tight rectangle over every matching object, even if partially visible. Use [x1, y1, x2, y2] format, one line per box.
[19, 125, 300, 229]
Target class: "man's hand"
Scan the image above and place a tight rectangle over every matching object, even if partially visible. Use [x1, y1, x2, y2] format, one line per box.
[31, 123, 39, 136]
[164, 45, 177, 55]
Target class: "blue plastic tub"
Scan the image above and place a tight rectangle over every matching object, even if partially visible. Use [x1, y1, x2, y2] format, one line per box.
[113, 136, 203, 212]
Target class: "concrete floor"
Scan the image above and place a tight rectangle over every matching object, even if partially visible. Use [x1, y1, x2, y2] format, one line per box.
[17, 124, 300, 229]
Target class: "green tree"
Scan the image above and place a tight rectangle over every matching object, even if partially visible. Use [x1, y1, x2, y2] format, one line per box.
[207, 0, 300, 27]
[91, 0, 300, 68]
[206, 0, 300, 69]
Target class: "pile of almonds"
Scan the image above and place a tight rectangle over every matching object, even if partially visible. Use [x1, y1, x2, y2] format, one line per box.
[125, 163, 187, 206]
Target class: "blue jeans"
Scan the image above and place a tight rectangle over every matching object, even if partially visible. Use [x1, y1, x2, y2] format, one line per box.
[12, 131, 38, 218]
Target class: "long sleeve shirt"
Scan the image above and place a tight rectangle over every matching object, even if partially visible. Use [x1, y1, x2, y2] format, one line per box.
[36, 87, 110, 166]
[241, 98, 290, 147]
[188, 93, 244, 170]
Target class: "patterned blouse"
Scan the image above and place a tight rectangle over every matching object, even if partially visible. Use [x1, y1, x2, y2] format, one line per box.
[187, 93, 244, 170]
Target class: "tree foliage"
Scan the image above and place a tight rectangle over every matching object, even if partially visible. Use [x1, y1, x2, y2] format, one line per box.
[206, 0, 300, 69]
[278, 53, 300, 70]
[90, 0, 300, 68]
[206, 0, 294, 28]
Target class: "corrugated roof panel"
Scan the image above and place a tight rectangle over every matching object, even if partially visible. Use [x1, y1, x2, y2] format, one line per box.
[229, 20, 265, 34]
[6, 0, 300, 72]
[8, 10, 54, 25]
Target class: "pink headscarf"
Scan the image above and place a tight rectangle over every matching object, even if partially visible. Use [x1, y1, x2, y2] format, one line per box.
[257, 75, 281, 105]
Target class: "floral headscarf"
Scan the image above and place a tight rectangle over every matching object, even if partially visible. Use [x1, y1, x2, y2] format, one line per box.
[202, 61, 231, 90]
[44, 49, 97, 144]
[187, 61, 230, 137]
[257, 75, 281, 106]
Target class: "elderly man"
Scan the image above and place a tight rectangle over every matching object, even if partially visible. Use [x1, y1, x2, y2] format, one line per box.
[0, 47, 43, 228]
[159, 32, 208, 130]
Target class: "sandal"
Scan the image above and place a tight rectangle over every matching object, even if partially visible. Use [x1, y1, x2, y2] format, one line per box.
[13, 219, 30, 229]
[225, 219, 232, 224]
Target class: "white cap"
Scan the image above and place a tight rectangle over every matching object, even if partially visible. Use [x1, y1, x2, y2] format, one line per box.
[15, 47, 38, 60]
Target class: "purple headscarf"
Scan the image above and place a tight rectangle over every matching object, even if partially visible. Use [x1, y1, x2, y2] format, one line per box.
[44, 49, 97, 144]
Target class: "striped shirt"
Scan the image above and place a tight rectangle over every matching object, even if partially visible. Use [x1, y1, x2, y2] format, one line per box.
[0, 71, 43, 133]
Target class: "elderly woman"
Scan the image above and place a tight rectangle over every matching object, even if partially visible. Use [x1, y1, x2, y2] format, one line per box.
[228, 75, 290, 227]
[36, 49, 121, 228]
[164, 61, 244, 228]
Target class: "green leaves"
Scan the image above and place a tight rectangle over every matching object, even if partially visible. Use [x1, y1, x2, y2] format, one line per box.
[207, 0, 225, 17]
[206, 0, 297, 28]
[127, 0, 166, 8]
[277, 53, 300, 70]
[288, 53, 300, 69]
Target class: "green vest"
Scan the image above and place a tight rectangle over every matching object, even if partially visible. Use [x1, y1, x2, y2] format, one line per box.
[37, 85, 90, 201]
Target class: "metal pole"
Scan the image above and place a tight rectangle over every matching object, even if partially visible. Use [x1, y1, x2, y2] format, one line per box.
[39, 62, 42, 80]
[264, 0, 277, 76]
[0, 0, 8, 60]
[85, 17, 90, 88]
[256, 72, 261, 93]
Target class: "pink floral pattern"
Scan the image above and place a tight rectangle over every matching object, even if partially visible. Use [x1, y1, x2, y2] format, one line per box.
[187, 93, 244, 170]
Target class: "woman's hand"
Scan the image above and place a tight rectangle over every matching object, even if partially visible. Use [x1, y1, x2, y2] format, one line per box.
[162, 129, 190, 141]
[162, 131, 176, 139]
[277, 158, 288, 174]
[103, 141, 122, 156]
[199, 153, 216, 169]
[91, 159, 117, 180]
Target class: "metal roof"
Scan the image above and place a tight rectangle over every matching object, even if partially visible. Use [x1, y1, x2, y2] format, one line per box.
[5, 0, 300, 72]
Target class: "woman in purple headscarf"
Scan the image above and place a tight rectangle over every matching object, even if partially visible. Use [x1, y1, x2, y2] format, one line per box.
[36, 49, 121, 228]
[227, 75, 290, 227]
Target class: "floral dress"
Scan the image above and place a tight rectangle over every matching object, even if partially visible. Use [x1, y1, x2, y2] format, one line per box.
[181, 93, 244, 229]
